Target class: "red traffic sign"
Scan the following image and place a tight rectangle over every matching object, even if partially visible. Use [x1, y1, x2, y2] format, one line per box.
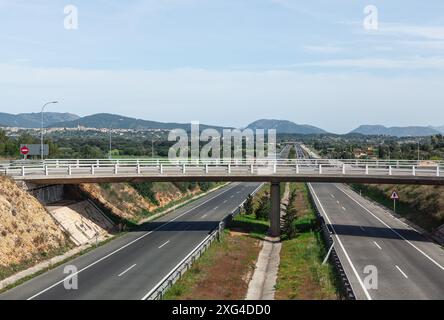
[390, 191, 399, 200]
[20, 146, 30, 155]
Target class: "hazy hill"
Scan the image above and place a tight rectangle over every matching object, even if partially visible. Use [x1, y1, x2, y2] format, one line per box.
[432, 126, 444, 134]
[0, 112, 79, 128]
[350, 125, 440, 137]
[246, 119, 326, 135]
[50, 113, 230, 131]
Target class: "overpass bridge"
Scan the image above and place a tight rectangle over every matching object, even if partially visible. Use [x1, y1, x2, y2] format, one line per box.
[2, 157, 444, 236]
[1, 158, 443, 185]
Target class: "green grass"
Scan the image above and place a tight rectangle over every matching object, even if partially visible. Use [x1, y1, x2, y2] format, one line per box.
[349, 184, 440, 231]
[350, 184, 409, 214]
[230, 214, 270, 239]
[276, 231, 340, 300]
[275, 183, 342, 300]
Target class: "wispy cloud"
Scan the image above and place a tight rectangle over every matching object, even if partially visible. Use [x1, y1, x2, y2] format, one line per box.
[378, 24, 444, 41]
[291, 57, 444, 69]
[303, 45, 344, 54]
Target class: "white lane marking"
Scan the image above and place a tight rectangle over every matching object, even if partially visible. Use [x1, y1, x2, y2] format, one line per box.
[342, 206, 346, 211]
[336, 200, 340, 205]
[118, 264, 137, 277]
[213, 206, 218, 210]
[141, 183, 264, 300]
[308, 183, 372, 300]
[223, 200, 227, 204]
[27, 183, 239, 300]
[158, 240, 170, 249]
[230, 195, 234, 198]
[336, 185, 444, 272]
[395, 265, 408, 279]
[201, 214, 208, 219]
[373, 241, 382, 250]
[141, 233, 213, 300]
[330, 194, 335, 199]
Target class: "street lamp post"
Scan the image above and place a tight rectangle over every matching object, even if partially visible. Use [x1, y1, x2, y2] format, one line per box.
[41, 101, 58, 160]
[417, 140, 420, 162]
[109, 126, 112, 159]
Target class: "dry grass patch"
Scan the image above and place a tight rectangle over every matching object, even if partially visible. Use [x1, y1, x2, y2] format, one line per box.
[164, 231, 261, 300]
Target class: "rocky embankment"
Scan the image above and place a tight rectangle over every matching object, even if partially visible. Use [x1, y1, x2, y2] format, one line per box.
[79, 182, 213, 223]
[0, 177, 72, 278]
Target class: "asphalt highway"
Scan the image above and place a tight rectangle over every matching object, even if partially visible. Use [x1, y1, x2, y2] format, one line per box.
[0, 182, 261, 300]
[295, 139, 444, 299]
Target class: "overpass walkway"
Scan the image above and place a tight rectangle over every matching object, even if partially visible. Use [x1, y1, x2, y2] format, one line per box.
[1, 158, 443, 185]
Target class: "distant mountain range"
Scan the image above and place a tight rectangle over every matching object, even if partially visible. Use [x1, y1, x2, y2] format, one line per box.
[432, 126, 444, 134]
[0, 112, 79, 128]
[349, 125, 442, 137]
[246, 119, 327, 134]
[2, 112, 444, 137]
[49, 113, 231, 132]
[50, 114, 327, 134]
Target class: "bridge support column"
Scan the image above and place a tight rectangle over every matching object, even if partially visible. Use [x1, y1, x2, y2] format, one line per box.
[269, 182, 281, 237]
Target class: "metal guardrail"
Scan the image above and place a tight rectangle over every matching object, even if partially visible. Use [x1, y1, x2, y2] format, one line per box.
[143, 184, 264, 300]
[306, 184, 356, 300]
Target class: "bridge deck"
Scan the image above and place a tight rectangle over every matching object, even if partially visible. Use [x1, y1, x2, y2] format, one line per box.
[2, 160, 443, 185]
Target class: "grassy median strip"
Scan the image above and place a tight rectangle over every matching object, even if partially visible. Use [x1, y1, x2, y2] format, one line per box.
[163, 229, 261, 300]
[275, 183, 341, 300]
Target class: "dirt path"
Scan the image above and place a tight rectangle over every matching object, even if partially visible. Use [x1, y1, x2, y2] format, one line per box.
[245, 183, 288, 300]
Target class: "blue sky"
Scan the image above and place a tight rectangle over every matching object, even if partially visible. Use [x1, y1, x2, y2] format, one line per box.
[1, 0, 444, 133]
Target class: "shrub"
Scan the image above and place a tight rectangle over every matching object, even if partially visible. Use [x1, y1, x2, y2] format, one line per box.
[255, 192, 270, 220]
[131, 182, 159, 205]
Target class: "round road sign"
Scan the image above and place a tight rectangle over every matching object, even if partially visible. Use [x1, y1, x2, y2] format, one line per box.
[20, 146, 30, 155]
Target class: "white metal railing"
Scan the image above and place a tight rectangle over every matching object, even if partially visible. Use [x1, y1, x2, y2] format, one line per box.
[3, 157, 444, 167]
[1, 159, 442, 180]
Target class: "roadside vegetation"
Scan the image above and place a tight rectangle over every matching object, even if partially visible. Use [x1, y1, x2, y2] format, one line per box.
[350, 183, 444, 232]
[163, 229, 261, 300]
[309, 134, 444, 160]
[275, 183, 341, 300]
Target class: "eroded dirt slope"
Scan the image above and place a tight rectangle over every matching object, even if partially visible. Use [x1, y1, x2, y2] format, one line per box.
[79, 182, 202, 223]
[0, 177, 70, 270]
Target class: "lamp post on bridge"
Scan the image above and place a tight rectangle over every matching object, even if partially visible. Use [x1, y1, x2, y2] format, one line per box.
[41, 101, 58, 160]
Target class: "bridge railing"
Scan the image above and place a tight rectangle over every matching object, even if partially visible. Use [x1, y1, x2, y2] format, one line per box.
[3, 157, 444, 167]
[1, 159, 443, 178]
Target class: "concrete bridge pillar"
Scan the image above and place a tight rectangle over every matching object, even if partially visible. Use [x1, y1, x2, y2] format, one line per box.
[269, 182, 281, 237]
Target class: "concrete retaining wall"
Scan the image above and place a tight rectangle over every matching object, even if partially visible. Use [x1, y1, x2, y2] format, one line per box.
[27, 184, 64, 204]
